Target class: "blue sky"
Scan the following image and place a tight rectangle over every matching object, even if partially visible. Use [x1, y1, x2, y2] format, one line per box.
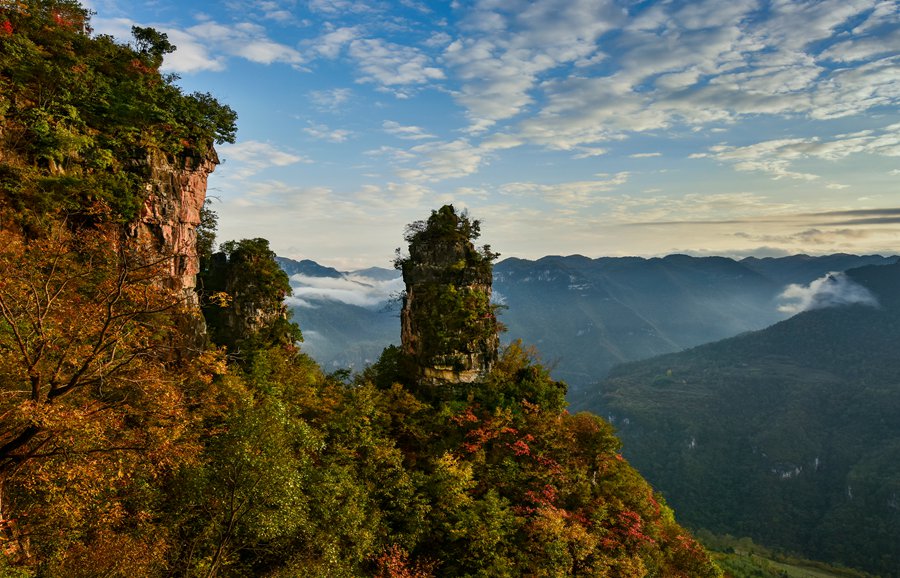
[86, 0, 899, 269]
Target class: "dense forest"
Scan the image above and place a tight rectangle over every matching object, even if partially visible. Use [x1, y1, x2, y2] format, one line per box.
[0, 2, 720, 575]
[579, 262, 900, 576]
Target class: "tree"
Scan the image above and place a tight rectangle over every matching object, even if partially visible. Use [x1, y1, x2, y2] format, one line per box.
[200, 238, 301, 359]
[130, 26, 174, 69]
[0, 224, 198, 566]
[168, 389, 312, 578]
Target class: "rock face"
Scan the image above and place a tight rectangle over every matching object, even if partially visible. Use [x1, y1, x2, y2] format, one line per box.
[127, 151, 218, 307]
[399, 205, 499, 384]
[120, 150, 219, 354]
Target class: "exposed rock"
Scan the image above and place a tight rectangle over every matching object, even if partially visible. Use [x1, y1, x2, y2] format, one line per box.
[127, 150, 218, 308]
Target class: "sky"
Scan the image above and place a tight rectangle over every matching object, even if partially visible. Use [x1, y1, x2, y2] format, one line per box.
[84, 0, 900, 269]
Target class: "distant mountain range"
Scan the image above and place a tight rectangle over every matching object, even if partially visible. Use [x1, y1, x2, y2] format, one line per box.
[280, 253, 897, 388]
[574, 260, 900, 576]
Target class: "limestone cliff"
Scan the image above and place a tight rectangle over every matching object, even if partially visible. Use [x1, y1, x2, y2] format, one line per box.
[127, 151, 218, 308]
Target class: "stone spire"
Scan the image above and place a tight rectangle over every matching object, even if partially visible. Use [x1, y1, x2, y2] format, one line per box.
[398, 205, 500, 384]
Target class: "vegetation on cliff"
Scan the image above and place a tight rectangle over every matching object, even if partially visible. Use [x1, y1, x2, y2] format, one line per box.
[0, 0, 236, 229]
[200, 237, 302, 360]
[396, 205, 501, 382]
[1, 2, 720, 575]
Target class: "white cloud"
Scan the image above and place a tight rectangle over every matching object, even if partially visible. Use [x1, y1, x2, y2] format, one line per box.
[89, 15, 142, 42]
[424, 31, 453, 48]
[217, 141, 309, 178]
[348, 38, 445, 90]
[777, 271, 879, 314]
[573, 147, 608, 159]
[159, 28, 228, 73]
[221, 0, 300, 23]
[383, 121, 435, 140]
[364, 146, 417, 162]
[391, 134, 522, 183]
[732, 159, 821, 181]
[308, 88, 354, 112]
[354, 181, 430, 208]
[234, 38, 303, 65]
[310, 26, 359, 59]
[820, 27, 900, 62]
[694, 124, 900, 179]
[855, 1, 900, 31]
[499, 173, 630, 207]
[630, 152, 662, 158]
[304, 123, 353, 143]
[395, 140, 485, 182]
[184, 21, 304, 69]
[444, 0, 621, 132]
[437, 0, 900, 151]
[308, 0, 377, 15]
[287, 273, 402, 308]
[612, 192, 795, 224]
[756, 0, 880, 57]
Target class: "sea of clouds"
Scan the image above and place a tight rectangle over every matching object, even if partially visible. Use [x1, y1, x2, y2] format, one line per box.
[285, 271, 403, 309]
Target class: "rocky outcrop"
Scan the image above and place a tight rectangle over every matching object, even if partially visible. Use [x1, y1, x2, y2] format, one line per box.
[127, 150, 218, 307]
[399, 205, 500, 384]
[201, 238, 301, 357]
[118, 150, 219, 354]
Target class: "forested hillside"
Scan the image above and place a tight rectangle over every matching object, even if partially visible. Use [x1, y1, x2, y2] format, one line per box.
[0, 3, 719, 575]
[578, 261, 900, 576]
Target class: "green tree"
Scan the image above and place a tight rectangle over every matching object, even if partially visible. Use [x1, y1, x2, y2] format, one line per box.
[168, 387, 313, 577]
[130, 25, 174, 69]
[200, 238, 301, 359]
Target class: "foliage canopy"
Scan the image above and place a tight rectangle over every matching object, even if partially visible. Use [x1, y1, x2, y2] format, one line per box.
[0, 0, 236, 226]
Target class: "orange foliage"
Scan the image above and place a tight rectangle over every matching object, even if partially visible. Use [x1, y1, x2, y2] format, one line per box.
[374, 544, 435, 578]
[0, 224, 202, 559]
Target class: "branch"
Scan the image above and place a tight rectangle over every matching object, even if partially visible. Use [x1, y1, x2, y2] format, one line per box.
[0, 425, 41, 469]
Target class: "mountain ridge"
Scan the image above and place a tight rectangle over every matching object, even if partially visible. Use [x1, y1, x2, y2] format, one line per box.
[281, 253, 898, 386]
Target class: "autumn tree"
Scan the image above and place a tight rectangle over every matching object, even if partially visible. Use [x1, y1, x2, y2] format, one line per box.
[0, 224, 199, 567]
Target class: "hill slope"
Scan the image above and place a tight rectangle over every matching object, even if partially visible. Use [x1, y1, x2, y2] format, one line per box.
[576, 262, 900, 576]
